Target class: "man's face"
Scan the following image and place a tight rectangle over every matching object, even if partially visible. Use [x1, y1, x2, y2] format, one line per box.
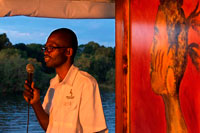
[44, 34, 68, 68]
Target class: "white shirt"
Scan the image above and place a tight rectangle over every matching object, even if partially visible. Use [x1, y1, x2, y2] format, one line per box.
[42, 65, 108, 133]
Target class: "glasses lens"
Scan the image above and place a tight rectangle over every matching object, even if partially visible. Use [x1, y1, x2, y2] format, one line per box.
[41, 46, 55, 53]
[41, 47, 45, 52]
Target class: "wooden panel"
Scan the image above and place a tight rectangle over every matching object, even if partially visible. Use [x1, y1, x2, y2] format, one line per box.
[130, 0, 200, 132]
[115, 0, 130, 132]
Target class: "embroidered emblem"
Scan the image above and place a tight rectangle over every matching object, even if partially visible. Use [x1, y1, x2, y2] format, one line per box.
[66, 89, 74, 99]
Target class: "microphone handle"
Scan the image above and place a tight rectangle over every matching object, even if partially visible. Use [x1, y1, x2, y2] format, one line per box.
[27, 72, 33, 133]
[27, 73, 33, 86]
[27, 72, 33, 103]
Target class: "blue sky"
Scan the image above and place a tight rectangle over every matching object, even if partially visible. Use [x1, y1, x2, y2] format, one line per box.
[0, 16, 115, 47]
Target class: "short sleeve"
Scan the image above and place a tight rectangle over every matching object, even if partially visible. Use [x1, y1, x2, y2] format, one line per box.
[79, 79, 107, 132]
[42, 87, 55, 114]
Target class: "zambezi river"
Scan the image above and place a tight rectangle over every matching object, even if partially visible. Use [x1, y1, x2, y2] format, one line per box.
[0, 91, 115, 133]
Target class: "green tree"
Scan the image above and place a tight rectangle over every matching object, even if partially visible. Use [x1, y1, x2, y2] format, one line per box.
[0, 40, 115, 92]
[0, 48, 27, 92]
[13, 43, 28, 58]
[0, 48, 54, 93]
[74, 41, 115, 91]
[14, 43, 54, 74]
[91, 46, 114, 82]
[0, 33, 12, 50]
[82, 41, 100, 54]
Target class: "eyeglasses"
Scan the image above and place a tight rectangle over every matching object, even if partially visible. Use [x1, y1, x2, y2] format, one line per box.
[41, 46, 68, 53]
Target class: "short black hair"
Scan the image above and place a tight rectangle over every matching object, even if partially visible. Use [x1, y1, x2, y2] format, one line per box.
[50, 28, 78, 63]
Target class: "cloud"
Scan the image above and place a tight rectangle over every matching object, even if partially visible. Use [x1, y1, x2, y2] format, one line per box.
[0, 28, 47, 44]
[0, 28, 31, 43]
[10, 31, 30, 38]
[0, 18, 115, 45]
[0, 28, 30, 37]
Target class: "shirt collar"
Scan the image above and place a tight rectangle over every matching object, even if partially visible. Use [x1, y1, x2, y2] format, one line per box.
[55, 64, 79, 86]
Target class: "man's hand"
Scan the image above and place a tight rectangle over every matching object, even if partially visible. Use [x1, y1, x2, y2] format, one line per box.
[23, 81, 40, 105]
[150, 9, 178, 97]
[150, 48, 176, 96]
[23, 80, 49, 131]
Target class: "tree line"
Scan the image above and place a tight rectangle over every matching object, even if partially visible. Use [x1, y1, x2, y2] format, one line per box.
[0, 33, 115, 93]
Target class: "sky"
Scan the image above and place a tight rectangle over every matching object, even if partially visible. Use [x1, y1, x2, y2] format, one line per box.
[0, 16, 115, 47]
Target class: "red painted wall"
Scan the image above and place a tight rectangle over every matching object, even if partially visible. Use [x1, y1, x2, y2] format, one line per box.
[130, 0, 200, 132]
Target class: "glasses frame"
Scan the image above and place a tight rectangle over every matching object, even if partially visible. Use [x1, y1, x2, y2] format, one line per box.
[41, 46, 69, 53]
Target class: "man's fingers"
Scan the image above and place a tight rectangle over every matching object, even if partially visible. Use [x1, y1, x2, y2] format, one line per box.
[23, 89, 33, 99]
[31, 82, 38, 90]
[24, 82, 33, 91]
[23, 96, 29, 103]
[31, 82, 34, 88]
[31, 82, 36, 90]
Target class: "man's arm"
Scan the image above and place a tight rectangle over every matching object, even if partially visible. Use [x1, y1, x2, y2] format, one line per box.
[79, 79, 107, 132]
[23, 81, 49, 131]
[32, 101, 49, 131]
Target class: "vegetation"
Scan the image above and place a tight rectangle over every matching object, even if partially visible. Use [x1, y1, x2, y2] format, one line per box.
[0, 33, 115, 93]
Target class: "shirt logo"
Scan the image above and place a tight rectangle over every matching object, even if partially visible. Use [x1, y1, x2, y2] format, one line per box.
[66, 89, 74, 99]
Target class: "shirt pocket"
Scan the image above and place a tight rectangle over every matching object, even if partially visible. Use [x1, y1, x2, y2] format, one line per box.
[63, 99, 77, 111]
[61, 99, 78, 124]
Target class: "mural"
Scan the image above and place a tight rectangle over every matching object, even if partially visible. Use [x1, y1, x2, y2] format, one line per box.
[130, 0, 200, 132]
[150, 0, 200, 132]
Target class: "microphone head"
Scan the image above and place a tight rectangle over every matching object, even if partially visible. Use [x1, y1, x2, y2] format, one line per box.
[26, 64, 35, 73]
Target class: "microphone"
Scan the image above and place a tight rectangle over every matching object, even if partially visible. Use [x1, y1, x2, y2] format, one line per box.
[25, 64, 35, 133]
[26, 64, 35, 85]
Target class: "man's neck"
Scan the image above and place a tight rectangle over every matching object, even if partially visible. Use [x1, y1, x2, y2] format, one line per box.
[56, 62, 72, 82]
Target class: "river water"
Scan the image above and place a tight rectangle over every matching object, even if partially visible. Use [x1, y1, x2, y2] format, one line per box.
[0, 91, 115, 133]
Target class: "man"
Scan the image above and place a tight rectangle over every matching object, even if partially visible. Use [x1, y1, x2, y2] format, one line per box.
[23, 28, 108, 132]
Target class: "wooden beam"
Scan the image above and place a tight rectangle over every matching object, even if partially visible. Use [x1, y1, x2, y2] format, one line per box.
[115, 0, 130, 132]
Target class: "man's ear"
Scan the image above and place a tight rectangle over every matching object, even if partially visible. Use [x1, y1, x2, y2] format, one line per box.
[65, 48, 73, 56]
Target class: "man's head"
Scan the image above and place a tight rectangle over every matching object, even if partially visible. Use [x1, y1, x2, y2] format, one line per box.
[44, 28, 78, 68]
